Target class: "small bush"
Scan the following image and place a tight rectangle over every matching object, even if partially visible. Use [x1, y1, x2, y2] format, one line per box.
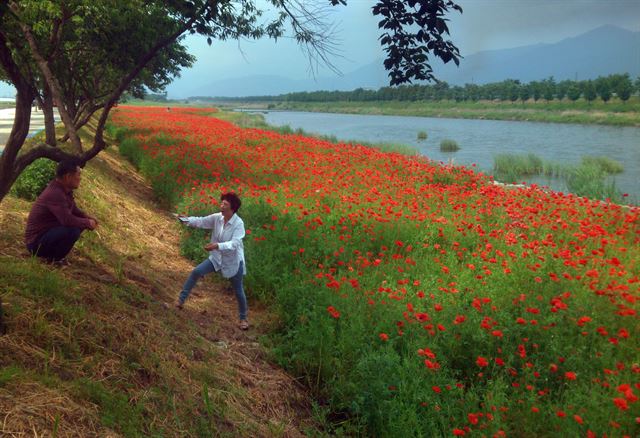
[439, 139, 460, 152]
[118, 137, 144, 169]
[105, 123, 130, 142]
[12, 158, 56, 200]
[417, 130, 428, 140]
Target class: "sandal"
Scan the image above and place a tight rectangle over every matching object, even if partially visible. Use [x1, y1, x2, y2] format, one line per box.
[239, 320, 249, 330]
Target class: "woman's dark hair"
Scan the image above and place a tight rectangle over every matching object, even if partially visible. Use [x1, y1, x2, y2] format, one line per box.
[221, 192, 241, 212]
[56, 159, 83, 178]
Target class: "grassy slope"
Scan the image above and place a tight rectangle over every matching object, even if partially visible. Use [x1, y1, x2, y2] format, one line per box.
[0, 143, 314, 436]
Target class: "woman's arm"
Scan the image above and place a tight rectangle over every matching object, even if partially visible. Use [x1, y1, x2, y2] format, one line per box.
[183, 213, 218, 229]
[216, 219, 245, 252]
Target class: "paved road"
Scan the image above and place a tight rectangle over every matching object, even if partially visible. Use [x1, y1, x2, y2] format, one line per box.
[0, 107, 60, 152]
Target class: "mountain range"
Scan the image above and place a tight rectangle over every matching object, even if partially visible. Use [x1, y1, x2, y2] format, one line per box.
[185, 25, 640, 98]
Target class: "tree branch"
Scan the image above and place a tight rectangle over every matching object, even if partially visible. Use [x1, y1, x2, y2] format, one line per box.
[9, 1, 83, 153]
[91, 3, 209, 158]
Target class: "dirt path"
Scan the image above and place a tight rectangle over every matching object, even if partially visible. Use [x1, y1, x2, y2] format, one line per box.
[98, 149, 315, 436]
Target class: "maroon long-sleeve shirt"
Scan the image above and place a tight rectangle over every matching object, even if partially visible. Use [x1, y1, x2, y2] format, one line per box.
[24, 180, 92, 245]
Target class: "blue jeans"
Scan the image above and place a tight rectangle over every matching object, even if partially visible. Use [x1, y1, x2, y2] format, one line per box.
[179, 259, 247, 320]
[27, 226, 82, 262]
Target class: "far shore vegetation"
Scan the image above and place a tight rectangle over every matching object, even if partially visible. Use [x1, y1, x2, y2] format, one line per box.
[172, 73, 640, 127]
[263, 98, 640, 127]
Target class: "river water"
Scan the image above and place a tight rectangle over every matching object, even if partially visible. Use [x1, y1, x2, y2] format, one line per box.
[261, 111, 640, 201]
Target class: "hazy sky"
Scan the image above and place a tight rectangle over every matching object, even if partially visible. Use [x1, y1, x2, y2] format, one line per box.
[0, 0, 638, 98]
[163, 0, 640, 97]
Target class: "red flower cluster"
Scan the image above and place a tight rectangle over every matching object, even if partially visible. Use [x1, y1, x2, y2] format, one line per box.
[110, 106, 640, 436]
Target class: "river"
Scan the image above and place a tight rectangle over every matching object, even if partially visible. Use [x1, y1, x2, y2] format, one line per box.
[260, 110, 640, 201]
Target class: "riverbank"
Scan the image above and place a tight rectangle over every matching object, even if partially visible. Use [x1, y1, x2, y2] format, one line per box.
[259, 98, 640, 127]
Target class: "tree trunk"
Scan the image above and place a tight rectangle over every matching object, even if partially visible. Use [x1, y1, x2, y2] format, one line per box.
[0, 87, 33, 204]
[14, 8, 83, 154]
[42, 85, 57, 146]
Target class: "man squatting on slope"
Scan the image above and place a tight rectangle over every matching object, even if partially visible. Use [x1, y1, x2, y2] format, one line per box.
[25, 159, 99, 265]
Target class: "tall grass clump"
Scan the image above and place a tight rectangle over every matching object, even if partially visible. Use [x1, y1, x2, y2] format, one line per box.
[417, 130, 428, 140]
[581, 155, 624, 174]
[11, 158, 56, 200]
[118, 137, 144, 169]
[566, 163, 623, 202]
[493, 153, 543, 176]
[492, 153, 626, 202]
[540, 159, 569, 178]
[105, 123, 131, 142]
[439, 138, 459, 152]
[493, 153, 544, 183]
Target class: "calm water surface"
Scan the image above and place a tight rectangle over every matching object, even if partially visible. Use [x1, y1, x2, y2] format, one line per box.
[261, 111, 640, 200]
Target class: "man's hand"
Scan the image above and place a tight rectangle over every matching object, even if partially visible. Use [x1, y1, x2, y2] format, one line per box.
[204, 242, 218, 251]
[88, 218, 98, 230]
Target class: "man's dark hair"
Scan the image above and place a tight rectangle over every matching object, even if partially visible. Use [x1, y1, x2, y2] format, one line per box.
[221, 192, 241, 212]
[56, 159, 82, 178]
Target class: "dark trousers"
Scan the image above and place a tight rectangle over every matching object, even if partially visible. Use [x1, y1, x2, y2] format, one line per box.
[27, 226, 83, 262]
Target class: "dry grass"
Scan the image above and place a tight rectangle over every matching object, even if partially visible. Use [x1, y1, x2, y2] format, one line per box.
[0, 134, 315, 436]
[0, 380, 114, 437]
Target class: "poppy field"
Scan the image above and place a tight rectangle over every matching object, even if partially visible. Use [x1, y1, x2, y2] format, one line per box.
[110, 106, 639, 437]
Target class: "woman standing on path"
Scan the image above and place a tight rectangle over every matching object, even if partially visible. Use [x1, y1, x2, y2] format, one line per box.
[176, 192, 249, 330]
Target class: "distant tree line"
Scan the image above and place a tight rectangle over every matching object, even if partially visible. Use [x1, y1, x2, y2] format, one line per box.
[143, 91, 169, 102]
[216, 73, 639, 104]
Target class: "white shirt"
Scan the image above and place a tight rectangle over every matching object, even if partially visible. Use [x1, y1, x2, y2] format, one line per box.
[185, 212, 246, 278]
